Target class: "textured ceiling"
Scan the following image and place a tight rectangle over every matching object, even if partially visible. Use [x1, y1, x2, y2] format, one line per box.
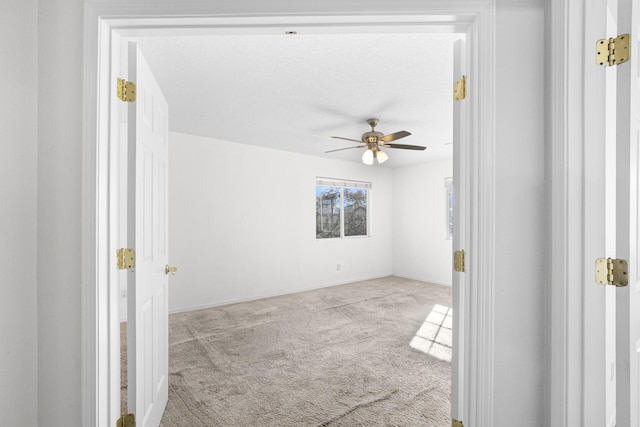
[133, 32, 462, 167]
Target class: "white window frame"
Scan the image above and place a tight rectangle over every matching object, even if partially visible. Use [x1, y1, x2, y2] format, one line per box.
[316, 177, 371, 239]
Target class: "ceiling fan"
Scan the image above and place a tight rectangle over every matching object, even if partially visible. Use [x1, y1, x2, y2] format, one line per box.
[326, 118, 426, 165]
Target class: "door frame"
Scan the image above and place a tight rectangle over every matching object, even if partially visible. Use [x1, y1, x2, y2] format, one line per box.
[547, 0, 616, 425]
[82, 2, 497, 426]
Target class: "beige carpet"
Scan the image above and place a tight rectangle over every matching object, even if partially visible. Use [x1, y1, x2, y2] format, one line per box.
[123, 276, 452, 426]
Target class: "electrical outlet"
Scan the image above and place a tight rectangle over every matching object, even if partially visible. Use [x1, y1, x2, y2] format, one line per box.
[121, 289, 127, 299]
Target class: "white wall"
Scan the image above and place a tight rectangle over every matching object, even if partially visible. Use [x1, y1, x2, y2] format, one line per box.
[493, 4, 546, 425]
[0, 1, 38, 424]
[392, 159, 453, 286]
[167, 132, 393, 312]
[35, 1, 548, 425]
[38, 0, 83, 423]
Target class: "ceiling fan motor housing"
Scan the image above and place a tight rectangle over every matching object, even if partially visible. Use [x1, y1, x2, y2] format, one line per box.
[362, 131, 384, 144]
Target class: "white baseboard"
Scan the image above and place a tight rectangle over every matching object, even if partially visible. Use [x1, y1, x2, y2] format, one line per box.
[168, 274, 393, 315]
[120, 301, 127, 323]
[120, 274, 448, 320]
[390, 274, 452, 288]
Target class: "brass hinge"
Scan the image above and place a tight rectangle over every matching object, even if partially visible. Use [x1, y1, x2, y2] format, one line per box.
[596, 34, 630, 66]
[454, 75, 466, 101]
[117, 78, 136, 102]
[117, 248, 135, 270]
[452, 419, 464, 427]
[595, 258, 628, 287]
[454, 250, 465, 272]
[116, 413, 135, 427]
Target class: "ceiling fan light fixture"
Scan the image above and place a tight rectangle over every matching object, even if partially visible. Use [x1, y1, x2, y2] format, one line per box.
[377, 150, 388, 164]
[330, 118, 424, 165]
[362, 149, 374, 165]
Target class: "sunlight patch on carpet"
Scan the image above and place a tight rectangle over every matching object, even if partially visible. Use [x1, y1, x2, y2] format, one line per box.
[410, 304, 452, 362]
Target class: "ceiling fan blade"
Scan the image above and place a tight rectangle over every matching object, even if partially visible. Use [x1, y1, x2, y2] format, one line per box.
[331, 136, 363, 143]
[379, 130, 411, 142]
[325, 146, 365, 153]
[382, 143, 427, 151]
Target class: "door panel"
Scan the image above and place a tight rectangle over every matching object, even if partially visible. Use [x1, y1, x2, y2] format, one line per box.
[126, 41, 169, 427]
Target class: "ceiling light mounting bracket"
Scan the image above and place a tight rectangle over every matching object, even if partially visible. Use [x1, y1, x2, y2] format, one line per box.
[367, 118, 379, 130]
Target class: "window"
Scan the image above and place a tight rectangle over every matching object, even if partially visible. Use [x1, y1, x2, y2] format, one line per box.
[316, 177, 370, 239]
[445, 177, 454, 240]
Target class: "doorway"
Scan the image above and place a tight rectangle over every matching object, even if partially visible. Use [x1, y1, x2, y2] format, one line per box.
[83, 6, 497, 426]
[121, 30, 461, 424]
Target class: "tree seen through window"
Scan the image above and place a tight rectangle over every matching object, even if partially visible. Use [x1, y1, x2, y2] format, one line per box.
[343, 188, 367, 237]
[316, 182, 369, 239]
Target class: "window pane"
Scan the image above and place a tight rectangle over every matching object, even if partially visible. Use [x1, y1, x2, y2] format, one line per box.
[316, 186, 341, 238]
[343, 188, 368, 236]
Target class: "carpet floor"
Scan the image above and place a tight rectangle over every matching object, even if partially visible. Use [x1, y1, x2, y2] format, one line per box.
[122, 276, 452, 426]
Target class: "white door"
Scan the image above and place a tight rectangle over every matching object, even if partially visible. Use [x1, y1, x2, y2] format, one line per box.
[126, 42, 170, 427]
[616, 0, 640, 424]
[451, 38, 468, 424]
